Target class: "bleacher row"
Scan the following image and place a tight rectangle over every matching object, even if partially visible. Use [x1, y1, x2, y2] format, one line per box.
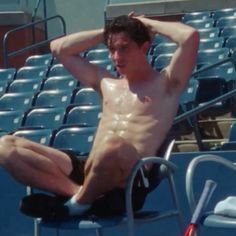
[0, 7, 236, 155]
[0, 56, 103, 155]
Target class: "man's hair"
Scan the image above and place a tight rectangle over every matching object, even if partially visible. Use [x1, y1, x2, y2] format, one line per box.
[104, 15, 151, 46]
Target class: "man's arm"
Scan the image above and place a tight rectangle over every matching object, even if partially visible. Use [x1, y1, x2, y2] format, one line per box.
[135, 16, 199, 90]
[50, 29, 112, 92]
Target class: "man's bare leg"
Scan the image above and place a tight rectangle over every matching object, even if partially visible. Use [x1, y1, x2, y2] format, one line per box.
[64, 136, 140, 215]
[0, 135, 80, 197]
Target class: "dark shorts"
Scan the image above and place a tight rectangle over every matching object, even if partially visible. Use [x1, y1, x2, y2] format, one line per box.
[64, 150, 150, 217]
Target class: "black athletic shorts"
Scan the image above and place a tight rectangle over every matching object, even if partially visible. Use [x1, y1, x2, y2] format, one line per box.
[64, 150, 150, 217]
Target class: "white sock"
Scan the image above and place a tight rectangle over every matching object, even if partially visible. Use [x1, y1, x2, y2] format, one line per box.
[64, 195, 91, 216]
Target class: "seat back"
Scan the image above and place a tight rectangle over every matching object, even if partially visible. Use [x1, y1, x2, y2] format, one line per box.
[7, 79, 42, 94]
[72, 88, 101, 105]
[23, 107, 65, 129]
[65, 105, 102, 127]
[14, 128, 52, 145]
[0, 110, 23, 132]
[33, 90, 72, 108]
[16, 66, 48, 80]
[25, 54, 53, 67]
[42, 76, 77, 91]
[51, 126, 97, 155]
[0, 92, 34, 112]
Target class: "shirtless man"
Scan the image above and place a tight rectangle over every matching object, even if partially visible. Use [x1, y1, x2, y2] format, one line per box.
[0, 14, 199, 218]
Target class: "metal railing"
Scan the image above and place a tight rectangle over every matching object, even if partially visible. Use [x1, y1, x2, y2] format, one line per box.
[3, 15, 66, 68]
[31, 0, 48, 44]
[173, 57, 236, 150]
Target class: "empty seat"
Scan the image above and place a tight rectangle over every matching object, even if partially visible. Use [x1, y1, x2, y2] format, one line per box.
[0, 110, 23, 132]
[33, 90, 72, 108]
[42, 75, 77, 91]
[198, 27, 220, 39]
[51, 126, 96, 156]
[16, 66, 48, 80]
[225, 36, 236, 51]
[199, 37, 224, 50]
[86, 48, 109, 61]
[72, 88, 101, 105]
[151, 34, 171, 46]
[212, 8, 236, 20]
[185, 18, 215, 29]
[7, 79, 42, 93]
[195, 62, 236, 84]
[182, 11, 211, 22]
[22, 107, 65, 129]
[0, 80, 9, 97]
[65, 105, 101, 127]
[0, 68, 16, 82]
[47, 64, 71, 77]
[0, 92, 34, 111]
[90, 59, 114, 71]
[216, 16, 236, 28]
[152, 42, 177, 56]
[153, 53, 173, 71]
[13, 128, 52, 145]
[179, 79, 199, 111]
[25, 54, 53, 67]
[196, 48, 229, 68]
[220, 26, 236, 39]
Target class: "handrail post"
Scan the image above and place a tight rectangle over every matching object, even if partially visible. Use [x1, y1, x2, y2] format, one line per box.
[3, 15, 66, 68]
[43, 0, 48, 40]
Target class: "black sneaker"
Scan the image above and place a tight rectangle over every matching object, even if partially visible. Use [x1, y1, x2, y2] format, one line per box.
[19, 193, 70, 220]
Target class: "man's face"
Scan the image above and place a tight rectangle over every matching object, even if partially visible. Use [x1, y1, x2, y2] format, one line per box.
[107, 32, 146, 75]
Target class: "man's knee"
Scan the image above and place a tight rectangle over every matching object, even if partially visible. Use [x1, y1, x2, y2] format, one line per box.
[0, 135, 20, 166]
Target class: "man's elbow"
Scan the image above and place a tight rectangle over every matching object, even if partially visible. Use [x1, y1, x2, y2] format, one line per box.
[50, 38, 66, 59]
[186, 28, 200, 49]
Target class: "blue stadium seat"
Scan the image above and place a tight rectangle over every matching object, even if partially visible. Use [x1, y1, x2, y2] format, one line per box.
[196, 48, 229, 68]
[195, 62, 236, 85]
[33, 90, 72, 108]
[0, 110, 24, 132]
[72, 88, 101, 106]
[220, 26, 236, 39]
[65, 105, 101, 127]
[0, 68, 16, 82]
[179, 79, 199, 111]
[22, 107, 65, 129]
[216, 16, 236, 29]
[182, 11, 211, 22]
[42, 75, 78, 91]
[212, 8, 236, 20]
[199, 37, 224, 50]
[152, 42, 177, 56]
[47, 64, 72, 77]
[185, 18, 215, 29]
[152, 34, 171, 46]
[90, 59, 114, 72]
[0, 80, 9, 97]
[16, 66, 48, 80]
[25, 54, 53, 67]
[198, 27, 220, 39]
[0, 92, 34, 112]
[7, 79, 42, 94]
[51, 126, 97, 156]
[13, 128, 53, 145]
[153, 53, 173, 71]
[227, 121, 236, 142]
[225, 36, 236, 52]
[86, 48, 109, 61]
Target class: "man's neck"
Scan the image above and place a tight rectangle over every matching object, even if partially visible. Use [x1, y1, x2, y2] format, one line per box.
[124, 63, 156, 83]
